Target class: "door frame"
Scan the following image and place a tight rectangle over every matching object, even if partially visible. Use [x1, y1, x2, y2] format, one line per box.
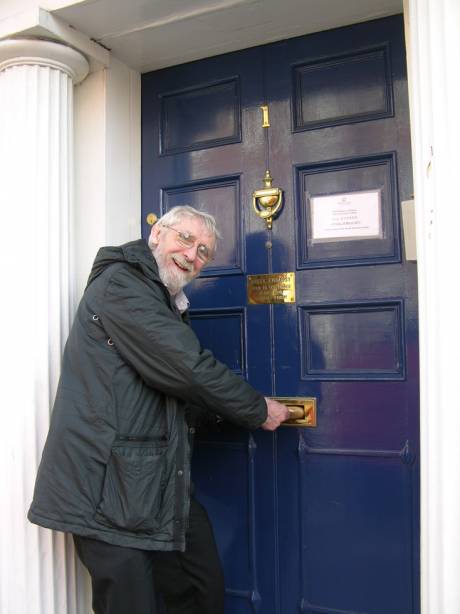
[403, 1, 460, 612]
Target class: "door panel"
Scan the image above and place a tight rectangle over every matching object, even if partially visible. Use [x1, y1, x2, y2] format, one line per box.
[142, 15, 419, 614]
[295, 153, 401, 266]
[291, 45, 394, 130]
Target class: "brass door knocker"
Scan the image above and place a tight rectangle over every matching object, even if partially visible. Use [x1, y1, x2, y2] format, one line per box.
[252, 169, 283, 230]
[252, 105, 283, 230]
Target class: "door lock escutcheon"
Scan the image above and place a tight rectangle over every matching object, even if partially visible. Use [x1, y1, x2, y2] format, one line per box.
[271, 397, 317, 427]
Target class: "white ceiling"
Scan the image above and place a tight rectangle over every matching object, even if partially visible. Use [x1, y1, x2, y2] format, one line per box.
[53, 0, 403, 73]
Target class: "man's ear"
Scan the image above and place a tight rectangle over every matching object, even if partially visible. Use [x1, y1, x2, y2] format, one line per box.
[150, 223, 161, 245]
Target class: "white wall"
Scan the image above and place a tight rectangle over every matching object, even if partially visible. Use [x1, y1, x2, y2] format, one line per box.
[106, 57, 142, 248]
[73, 55, 141, 301]
[74, 69, 107, 300]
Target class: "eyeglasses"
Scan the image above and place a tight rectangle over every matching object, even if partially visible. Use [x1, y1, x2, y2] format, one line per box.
[162, 224, 214, 264]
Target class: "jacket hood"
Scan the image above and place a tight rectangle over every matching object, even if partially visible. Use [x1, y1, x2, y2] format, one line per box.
[87, 239, 159, 288]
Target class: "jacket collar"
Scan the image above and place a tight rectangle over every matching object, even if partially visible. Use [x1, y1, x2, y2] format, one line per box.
[121, 239, 161, 281]
[88, 239, 190, 315]
[122, 240, 190, 314]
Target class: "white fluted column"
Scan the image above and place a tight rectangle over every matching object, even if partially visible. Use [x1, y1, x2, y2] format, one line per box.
[404, 1, 460, 613]
[0, 39, 91, 614]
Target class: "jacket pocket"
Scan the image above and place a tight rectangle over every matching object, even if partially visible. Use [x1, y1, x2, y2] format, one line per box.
[96, 438, 167, 532]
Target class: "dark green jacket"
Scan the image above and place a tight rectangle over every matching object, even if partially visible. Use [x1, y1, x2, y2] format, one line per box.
[28, 240, 267, 551]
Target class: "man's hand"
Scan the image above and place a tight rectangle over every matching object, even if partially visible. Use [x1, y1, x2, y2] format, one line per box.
[261, 398, 291, 431]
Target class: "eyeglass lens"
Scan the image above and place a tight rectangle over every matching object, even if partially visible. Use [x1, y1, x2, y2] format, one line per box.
[164, 225, 211, 262]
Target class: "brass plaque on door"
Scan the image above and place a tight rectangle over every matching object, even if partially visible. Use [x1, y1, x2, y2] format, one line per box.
[271, 397, 317, 427]
[247, 272, 295, 304]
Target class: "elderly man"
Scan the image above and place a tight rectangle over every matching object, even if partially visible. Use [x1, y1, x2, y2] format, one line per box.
[28, 205, 289, 614]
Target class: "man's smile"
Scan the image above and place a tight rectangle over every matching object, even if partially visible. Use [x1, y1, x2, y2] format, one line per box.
[171, 255, 193, 272]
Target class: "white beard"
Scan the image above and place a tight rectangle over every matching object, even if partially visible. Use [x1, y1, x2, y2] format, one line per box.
[152, 243, 195, 295]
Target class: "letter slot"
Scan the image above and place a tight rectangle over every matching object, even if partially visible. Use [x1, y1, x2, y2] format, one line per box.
[271, 397, 317, 427]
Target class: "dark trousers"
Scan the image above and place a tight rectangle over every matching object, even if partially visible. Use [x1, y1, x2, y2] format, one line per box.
[73, 499, 225, 614]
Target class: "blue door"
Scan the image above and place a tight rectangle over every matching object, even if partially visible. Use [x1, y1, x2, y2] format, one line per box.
[142, 15, 419, 614]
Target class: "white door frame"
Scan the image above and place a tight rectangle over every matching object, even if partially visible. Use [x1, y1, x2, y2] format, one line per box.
[404, 1, 460, 613]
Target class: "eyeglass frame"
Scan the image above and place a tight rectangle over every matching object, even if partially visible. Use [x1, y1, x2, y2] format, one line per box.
[160, 224, 215, 264]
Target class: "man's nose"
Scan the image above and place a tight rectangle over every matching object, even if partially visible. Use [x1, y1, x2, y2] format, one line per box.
[182, 243, 198, 261]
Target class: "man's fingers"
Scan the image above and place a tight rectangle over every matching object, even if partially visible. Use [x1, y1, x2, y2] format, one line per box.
[261, 398, 291, 430]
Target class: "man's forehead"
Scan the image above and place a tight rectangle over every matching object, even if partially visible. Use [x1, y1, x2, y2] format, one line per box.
[174, 217, 215, 244]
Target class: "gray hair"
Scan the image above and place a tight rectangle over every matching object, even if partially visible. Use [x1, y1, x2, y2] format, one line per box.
[157, 205, 221, 241]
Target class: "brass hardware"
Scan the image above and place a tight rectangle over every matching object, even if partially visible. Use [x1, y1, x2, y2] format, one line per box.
[253, 105, 283, 229]
[252, 170, 283, 230]
[260, 105, 270, 128]
[146, 213, 158, 226]
[288, 406, 305, 420]
[271, 397, 317, 427]
[247, 272, 295, 304]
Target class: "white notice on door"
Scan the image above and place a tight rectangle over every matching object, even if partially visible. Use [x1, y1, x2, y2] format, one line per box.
[310, 189, 382, 242]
